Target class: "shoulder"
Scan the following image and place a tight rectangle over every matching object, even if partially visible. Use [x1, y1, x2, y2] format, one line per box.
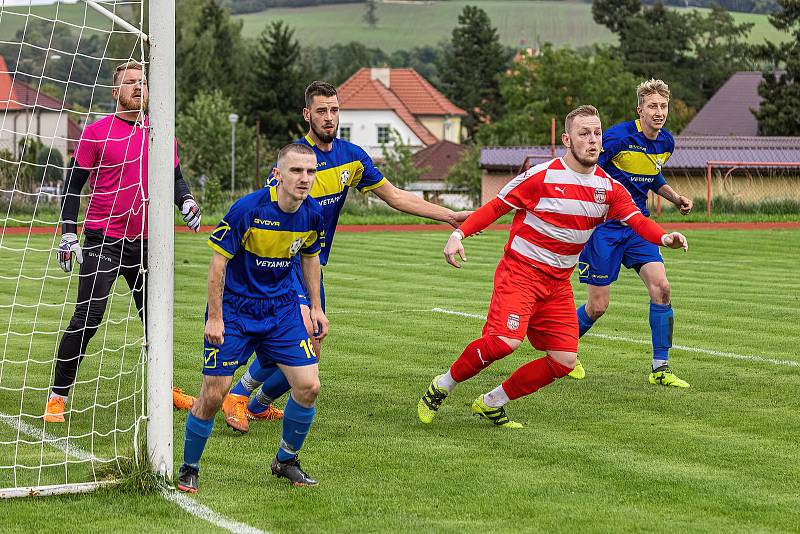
[605, 120, 634, 138]
[337, 138, 370, 161]
[228, 188, 269, 216]
[81, 115, 114, 139]
[659, 128, 675, 149]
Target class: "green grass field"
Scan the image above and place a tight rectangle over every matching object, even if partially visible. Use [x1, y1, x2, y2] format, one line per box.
[236, 0, 787, 52]
[1, 227, 799, 532]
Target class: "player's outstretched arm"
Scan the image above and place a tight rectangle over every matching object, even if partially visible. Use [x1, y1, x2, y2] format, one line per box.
[175, 165, 201, 231]
[657, 183, 693, 215]
[371, 180, 470, 228]
[301, 253, 328, 340]
[443, 197, 512, 268]
[205, 252, 228, 346]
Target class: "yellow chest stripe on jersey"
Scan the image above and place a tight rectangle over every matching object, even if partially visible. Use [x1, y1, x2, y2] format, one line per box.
[311, 161, 365, 197]
[242, 228, 318, 259]
[611, 150, 672, 175]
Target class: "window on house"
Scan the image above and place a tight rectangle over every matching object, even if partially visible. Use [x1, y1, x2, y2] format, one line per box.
[377, 125, 391, 144]
[339, 125, 351, 141]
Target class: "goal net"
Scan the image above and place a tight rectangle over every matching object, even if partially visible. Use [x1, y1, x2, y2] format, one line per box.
[0, 0, 171, 497]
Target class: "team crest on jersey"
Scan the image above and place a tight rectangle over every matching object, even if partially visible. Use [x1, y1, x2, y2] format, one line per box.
[507, 314, 520, 331]
[340, 169, 350, 185]
[289, 238, 304, 256]
[594, 188, 606, 204]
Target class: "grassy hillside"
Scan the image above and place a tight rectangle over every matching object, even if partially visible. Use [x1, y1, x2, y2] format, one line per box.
[235, 0, 788, 52]
[0, 2, 785, 53]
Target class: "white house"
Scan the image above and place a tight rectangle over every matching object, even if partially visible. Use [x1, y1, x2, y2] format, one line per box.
[0, 55, 81, 161]
[337, 67, 466, 160]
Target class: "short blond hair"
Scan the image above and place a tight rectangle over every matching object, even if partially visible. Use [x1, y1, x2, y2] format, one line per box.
[113, 61, 143, 86]
[564, 105, 600, 134]
[637, 79, 670, 107]
[276, 142, 315, 169]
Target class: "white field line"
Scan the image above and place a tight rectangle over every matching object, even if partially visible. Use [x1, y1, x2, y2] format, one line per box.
[0, 411, 267, 534]
[430, 308, 799, 368]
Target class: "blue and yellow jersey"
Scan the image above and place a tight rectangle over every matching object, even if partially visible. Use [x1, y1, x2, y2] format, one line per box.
[598, 119, 674, 217]
[208, 186, 324, 299]
[267, 135, 386, 265]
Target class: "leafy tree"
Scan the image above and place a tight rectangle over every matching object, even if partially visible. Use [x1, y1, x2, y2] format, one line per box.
[175, 0, 245, 111]
[363, 0, 378, 28]
[439, 6, 511, 139]
[242, 21, 307, 146]
[303, 42, 387, 86]
[593, 0, 753, 111]
[445, 143, 482, 207]
[176, 90, 257, 209]
[755, 0, 800, 135]
[476, 46, 642, 145]
[35, 147, 65, 186]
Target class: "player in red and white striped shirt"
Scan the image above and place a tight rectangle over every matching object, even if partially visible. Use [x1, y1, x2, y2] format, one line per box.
[417, 105, 688, 428]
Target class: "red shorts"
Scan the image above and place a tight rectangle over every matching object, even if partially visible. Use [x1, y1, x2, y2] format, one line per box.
[482, 254, 578, 353]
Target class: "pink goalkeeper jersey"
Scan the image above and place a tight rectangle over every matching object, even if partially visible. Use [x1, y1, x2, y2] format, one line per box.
[497, 157, 641, 281]
[73, 114, 178, 239]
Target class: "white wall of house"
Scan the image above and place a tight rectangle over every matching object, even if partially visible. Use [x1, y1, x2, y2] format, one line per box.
[0, 110, 72, 160]
[339, 109, 424, 160]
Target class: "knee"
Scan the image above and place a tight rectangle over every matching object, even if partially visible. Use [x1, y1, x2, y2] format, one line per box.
[293, 379, 320, 406]
[650, 279, 671, 304]
[503, 338, 522, 352]
[548, 352, 577, 370]
[193, 388, 226, 419]
[586, 295, 609, 319]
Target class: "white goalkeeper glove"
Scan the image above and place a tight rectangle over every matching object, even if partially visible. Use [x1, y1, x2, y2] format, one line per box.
[181, 198, 201, 232]
[57, 232, 83, 272]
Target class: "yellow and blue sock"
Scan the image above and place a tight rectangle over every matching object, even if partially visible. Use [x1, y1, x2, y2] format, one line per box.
[276, 395, 315, 462]
[649, 302, 673, 370]
[182, 412, 214, 469]
[577, 304, 595, 337]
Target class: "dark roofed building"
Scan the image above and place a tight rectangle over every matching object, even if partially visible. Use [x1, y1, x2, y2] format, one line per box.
[682, 72, 772, 137]
[408, 140, 470, 208]
[481, 136, 800, 214]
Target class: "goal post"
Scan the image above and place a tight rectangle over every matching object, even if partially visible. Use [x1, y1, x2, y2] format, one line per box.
[146, 0, 174, 481]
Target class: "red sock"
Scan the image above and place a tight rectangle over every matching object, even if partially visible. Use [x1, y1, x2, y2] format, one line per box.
[502, 356, 572, 400]
[449, 336, 514, 383]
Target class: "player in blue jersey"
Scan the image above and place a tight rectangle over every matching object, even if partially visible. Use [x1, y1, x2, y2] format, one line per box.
[177, 143, 328, 492]
[217, 80, 471, 433]
[571, 79, 693, 387]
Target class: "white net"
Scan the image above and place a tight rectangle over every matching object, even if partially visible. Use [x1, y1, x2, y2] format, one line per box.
[0, 0, 149, 496]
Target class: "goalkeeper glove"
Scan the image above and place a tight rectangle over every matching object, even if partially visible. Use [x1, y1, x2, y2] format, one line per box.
[181, 198, 201, 232]
[57, 232, 83, 272]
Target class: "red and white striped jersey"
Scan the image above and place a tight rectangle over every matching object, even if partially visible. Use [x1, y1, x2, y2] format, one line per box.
[497, 157, 641, 280]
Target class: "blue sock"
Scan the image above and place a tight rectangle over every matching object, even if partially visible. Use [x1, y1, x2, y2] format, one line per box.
[277, 395, 315, 462]
[649, 302, 673, 368]
[577, 304, 595, 337]
[182, 412, 214, 468]
[247, 366, 291, 415]
[231, 359, 269, 397]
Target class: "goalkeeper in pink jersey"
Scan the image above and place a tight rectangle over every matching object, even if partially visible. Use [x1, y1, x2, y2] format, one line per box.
[44, 61, 200, 423]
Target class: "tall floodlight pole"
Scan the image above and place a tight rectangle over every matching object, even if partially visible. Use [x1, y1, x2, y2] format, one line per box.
[229, 113, 239, 194]
[147, 0, 174, 479]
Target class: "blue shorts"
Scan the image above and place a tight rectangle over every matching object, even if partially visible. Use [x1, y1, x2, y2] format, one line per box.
[291, 259, 325, 311]
[202, 291, 316, 376]
[578, 222, 662, 286]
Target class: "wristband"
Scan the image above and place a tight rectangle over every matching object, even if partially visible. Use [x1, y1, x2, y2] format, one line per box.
[451, 230, 464, 240]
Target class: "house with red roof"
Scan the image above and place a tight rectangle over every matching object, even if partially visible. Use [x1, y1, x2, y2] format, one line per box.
[1, 55, 81, 162]
[337, 67, 466, 160]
